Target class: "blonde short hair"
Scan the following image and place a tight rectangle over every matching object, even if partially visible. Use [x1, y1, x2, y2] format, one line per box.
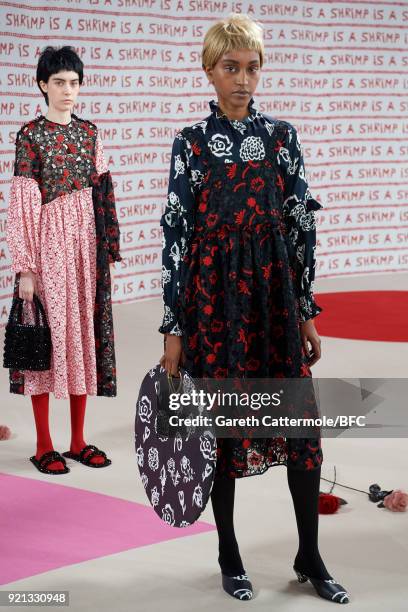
[202, 13, 264, 70]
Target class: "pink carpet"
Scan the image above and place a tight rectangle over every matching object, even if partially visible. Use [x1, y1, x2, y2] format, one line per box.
[314, 291, 408, 342]
[0, 472, 215, 586]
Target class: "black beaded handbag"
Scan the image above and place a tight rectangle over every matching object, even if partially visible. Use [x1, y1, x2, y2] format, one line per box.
[3, 295, 52, 371]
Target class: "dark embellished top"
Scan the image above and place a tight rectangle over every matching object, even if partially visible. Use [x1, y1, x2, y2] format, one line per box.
[159, 98, 323, 335]
[12, 113, 121, 263]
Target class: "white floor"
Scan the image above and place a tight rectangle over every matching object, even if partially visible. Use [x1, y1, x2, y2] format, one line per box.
[1, 272, 407, 611]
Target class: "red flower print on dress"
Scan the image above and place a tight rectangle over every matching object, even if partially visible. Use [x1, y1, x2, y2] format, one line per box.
[234, 209, 246, 225]
[247, 197, 256, 208]
[226, 163, 237, 179]
[206, 213, 218, 228]
[192, 142, 201, 156]
[261, 262, 273, 279]
[276, 173, 285, 192]
[211, 320, 224, 333]
[203, 304, 213, 316]
[202, 255, 213, 266]
[246, 358, 260, 371]
[208, 271, 218, 285]
[201, 188, 210, 202]
[214, 367, 228, 378]
[237, 279, 250, 295]
[250, 177, 265, 192]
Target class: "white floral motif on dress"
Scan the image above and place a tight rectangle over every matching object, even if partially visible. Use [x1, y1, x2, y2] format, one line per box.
[230, 120, 247, 135]
[174, 154, 185, 179]
[161, 265, 171, 285]
[264, 120, 275, 137]
[208, 133, 233, 157]
[192, 120, 208, 134]
[191, 169, 204, 187]
[169, 241, 181, 270]
[239, 136, 265, 161]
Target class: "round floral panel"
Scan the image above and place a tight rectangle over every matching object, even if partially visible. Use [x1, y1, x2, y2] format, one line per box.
[135, 364, 217, 528]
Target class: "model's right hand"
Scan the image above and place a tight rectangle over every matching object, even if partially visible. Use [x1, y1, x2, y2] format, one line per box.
[160, 334, 184, 376]
[19, 270, 36, 302]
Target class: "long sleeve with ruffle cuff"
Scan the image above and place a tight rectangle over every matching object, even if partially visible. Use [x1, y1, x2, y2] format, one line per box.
[158, 132, 195, 336]
[279, 123, 324, 323]
[6, 176, 42, 274]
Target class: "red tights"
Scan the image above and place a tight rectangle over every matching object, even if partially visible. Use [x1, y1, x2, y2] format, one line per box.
[32, 393, 105, 471]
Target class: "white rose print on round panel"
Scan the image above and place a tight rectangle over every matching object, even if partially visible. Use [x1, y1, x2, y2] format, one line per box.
[239, 136, 266, 162]
[135, 364, 217, 527]
[138, 395, 152, 423]
[161, 503, 175, 526]
[208, 133, 233, 157]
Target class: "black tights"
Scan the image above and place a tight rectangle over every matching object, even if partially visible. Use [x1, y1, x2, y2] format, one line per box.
[210, 465, 332, 580]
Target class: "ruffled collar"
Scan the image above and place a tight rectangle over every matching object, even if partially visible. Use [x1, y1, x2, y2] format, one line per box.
[209, 97, 257, 123]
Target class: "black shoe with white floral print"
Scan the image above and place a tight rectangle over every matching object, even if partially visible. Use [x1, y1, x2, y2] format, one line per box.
[293, 566, 350, 603]
[222, 573, 253, 600]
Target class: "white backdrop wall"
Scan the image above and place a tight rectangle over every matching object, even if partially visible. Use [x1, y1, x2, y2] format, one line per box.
[1, 0, 407, 326]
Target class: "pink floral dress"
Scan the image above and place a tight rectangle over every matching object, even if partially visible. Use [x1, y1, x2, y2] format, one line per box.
[6, 114, 121, 399]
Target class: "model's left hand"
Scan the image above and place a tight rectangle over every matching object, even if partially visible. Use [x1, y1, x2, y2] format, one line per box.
[300, 318, 321, 366]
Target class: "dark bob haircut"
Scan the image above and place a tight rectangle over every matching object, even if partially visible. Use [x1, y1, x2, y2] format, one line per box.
[36, 46, 84, 106]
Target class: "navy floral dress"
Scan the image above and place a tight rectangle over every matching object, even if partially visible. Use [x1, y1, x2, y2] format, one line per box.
[159, 98, 324, 478]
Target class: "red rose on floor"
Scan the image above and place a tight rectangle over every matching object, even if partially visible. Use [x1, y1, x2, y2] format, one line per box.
[318, 493, 341, 514]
